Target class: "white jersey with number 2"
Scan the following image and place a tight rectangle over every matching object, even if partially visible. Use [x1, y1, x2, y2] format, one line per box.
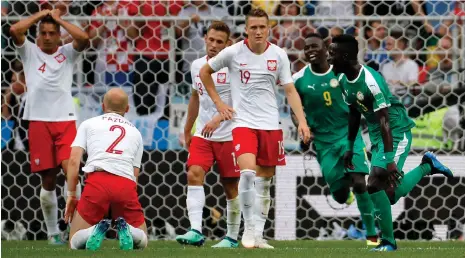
[191, 55, 232, 141]
[15, 39, 80, 121]
[71, 113, 143, 182]
[208, 40, 293, 130]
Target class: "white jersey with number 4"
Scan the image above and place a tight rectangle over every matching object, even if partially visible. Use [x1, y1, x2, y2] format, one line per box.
[71, 113, 143, 182]
[15, 39, 80, 121]
[191, 55, 232, 141]
[208, 40, 293, 130]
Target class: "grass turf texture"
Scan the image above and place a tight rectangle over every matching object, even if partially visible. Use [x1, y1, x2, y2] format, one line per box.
[2, 240, 464, 258]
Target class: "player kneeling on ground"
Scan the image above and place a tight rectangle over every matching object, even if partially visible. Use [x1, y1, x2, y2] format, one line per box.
[64, 89, 148, 250]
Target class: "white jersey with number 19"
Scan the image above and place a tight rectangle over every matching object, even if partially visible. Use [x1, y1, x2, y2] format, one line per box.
[71, 113, 144, 182]
[207, 40, 293, 130]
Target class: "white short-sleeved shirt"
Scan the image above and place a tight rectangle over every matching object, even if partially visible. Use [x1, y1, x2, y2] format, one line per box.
[191, 56, 232, 141]
[208, 40, 293, 130]
[15, 39, 80, 121]
[71, 113, 144, 182]
[380, 58, 419, 95]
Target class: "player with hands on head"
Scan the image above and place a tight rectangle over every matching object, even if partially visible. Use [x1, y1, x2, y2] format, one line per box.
[176, 21, 241, 248]
[328, 34, 453, 252]
[291, 33, 379, 246]
[199, 8, 310, 249]
[9, 8, 89, 244]
[65, 88, 148, 251]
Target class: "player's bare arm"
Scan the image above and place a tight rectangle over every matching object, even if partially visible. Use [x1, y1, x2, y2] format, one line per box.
[343, 105, 362, 170]
[49, 9, 89, 51]
[134, 167, 140, 183]
[282, 83, 311, 144]
[9, 9, 51, 45]
[184, 89, 200, 148]
[199, 63, 234, 120]
[201, 113, 223, 138]
[376, 107, 403, 186]
[64, 146, 84, 223]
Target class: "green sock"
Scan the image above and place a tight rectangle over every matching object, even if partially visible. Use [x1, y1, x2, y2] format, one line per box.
[370, 190, 396, 245]
[355, 192, 377, 237]
[393, 164, 431, 203]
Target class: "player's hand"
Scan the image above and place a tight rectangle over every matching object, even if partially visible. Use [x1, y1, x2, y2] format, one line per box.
[387, 162, 403, 188]
[184, 132, 192, 149]
[40, 9, 51, 17]
[216, 101, 234, 121]
[343, 150, 355, 170]
[50, 9, 62, 21]
[202, 118, 221, 138]
[297, 123, 311, 144]
[64, 196, 78, 224]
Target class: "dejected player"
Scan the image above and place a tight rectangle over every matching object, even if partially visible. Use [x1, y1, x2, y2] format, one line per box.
[175, 21, 241, 248]
[199, 8, 310, 248]
[64, 89, 148, 251]
[328, 34, 453, 252]
[9, 9, 89, 244]
[291, 33, 379, 246]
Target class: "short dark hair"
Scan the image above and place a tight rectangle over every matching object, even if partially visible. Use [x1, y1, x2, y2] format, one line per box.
[39, 15, 60, 32]
[306, 33, 324, 41]
[390, 31, 409, 49]
[207, 21, 231, 39]
[246, 8, 269, 24]
[332, 34, 359, 58]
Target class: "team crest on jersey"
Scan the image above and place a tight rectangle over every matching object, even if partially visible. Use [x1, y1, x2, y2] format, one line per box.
[330, 79, 339, 88]
[357, 91, 364, 101]
[217, 73, 226, 83]
[54, 53, 66, 63]
[267, 60, 277, 71]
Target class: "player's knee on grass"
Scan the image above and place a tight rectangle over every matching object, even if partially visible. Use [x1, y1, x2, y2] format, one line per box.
[187, 165, 205, 185]
[39, 168, 60, 191]
[351, 173, 367, 194]
[332, 187, 350, 204]
[221, 178, 239, 199]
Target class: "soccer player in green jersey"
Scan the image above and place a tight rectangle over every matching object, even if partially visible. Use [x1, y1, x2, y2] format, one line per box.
[291, 33, 379, 246]
[328, 34, 453, 252]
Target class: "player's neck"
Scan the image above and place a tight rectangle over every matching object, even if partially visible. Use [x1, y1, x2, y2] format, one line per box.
[345, 63, 362, 81]
[245, 39, 269, 55]
[310, 62, 330, 74]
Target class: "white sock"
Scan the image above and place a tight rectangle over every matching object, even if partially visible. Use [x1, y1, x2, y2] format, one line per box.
[129, 225, 148, 249]
[186, 185, 205, 232]
[40, 188, 60, 236]
[64, 181, 82, 200]
[254, 177, 272, 238]
[238, 169, 256, 229]
[70, 225, 95, 249]
[226, 196, 240, 240]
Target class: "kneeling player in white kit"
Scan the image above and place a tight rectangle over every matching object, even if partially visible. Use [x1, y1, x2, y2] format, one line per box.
[176, 21, 241, 248]
[64, 89, 148, 250]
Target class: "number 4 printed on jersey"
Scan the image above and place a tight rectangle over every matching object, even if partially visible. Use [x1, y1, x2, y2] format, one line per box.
[38, 63, 46, 73]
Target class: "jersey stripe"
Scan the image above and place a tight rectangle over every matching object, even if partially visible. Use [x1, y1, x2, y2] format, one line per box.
[363, 66, 390, 112]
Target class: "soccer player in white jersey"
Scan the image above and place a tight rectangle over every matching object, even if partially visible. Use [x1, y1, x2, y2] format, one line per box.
[9, 9, 89, 244]
[199, 8, 311, 248]
[175, 21, 241, 248]
[64, 89, 148, 251]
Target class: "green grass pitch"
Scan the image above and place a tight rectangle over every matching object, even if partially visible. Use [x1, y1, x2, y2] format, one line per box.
[2, 240, 464, 258]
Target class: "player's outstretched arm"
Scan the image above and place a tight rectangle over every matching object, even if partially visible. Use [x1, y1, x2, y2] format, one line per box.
[184, 90, 200, 148]
[64, 146, 84, 223]
[283, 83, 311, 143]
[50, 9, 89, 51]
[199, 64, 234, 120]
[9, 9, 51, 45]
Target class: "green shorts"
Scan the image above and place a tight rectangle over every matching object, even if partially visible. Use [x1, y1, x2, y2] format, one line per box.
[316, 132, 369, 193]
[371, 130, 412, 171]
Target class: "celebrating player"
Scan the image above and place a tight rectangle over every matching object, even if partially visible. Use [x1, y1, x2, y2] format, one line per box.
[291, 34, 379, 246]
[175, 21, 241, 248]
[64, 88, 148, 250]
[199, 8, 310, 248]
[328, 34, 453, 252]
[9, 9, 89, 244]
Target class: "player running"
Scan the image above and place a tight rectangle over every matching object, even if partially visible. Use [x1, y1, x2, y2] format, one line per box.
[9, 9, 89, 244]
[328, 34, 453, 252]
[200, 8, 311, 248]
[64, 88, 148, 250]
[175, 21, 241, 248]
[291, 34, 379, 246]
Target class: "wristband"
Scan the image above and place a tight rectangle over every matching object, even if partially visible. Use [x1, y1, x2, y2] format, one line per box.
[348, 140, 355, 150]
[67, 191, 76, 197]
[385, 151, 395, 163]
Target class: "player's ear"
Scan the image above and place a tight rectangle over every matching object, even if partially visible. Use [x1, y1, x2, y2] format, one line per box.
[125, 105, 129, 113]
[101, 103, 105, 113]
[227, 39, 232, 47]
